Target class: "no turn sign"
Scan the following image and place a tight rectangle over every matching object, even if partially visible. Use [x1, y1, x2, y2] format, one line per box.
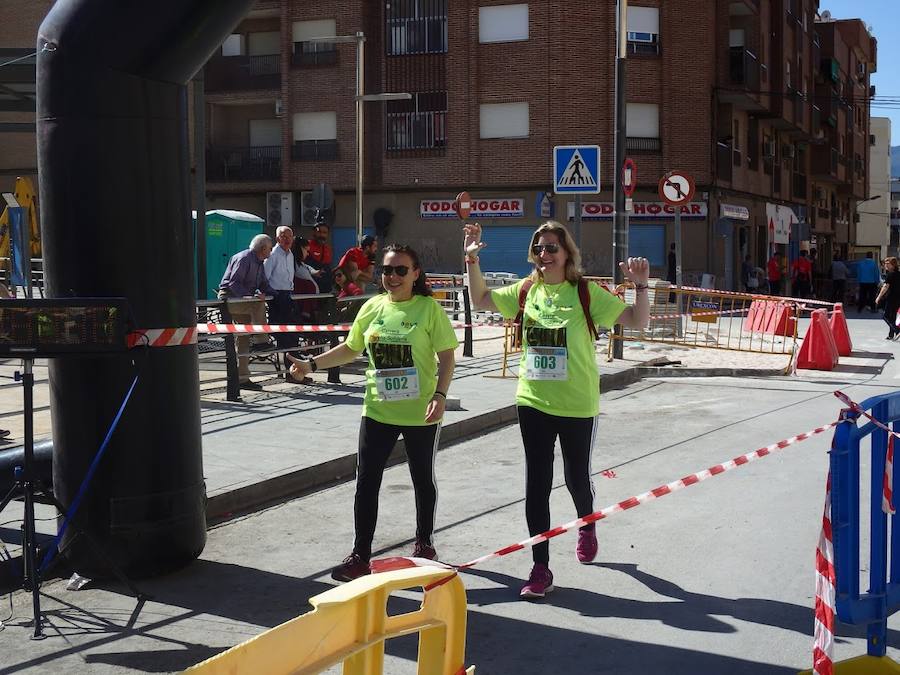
[454, 191, 472, 219]
[658, 172, 695, 206]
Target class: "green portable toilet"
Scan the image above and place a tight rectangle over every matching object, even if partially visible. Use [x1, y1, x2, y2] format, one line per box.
[194, 209, 265, 299]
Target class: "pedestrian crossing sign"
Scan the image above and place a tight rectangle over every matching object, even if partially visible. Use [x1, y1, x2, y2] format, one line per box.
[553, 145, 601, 194]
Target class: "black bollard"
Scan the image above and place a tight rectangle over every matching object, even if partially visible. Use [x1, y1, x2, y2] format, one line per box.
[36, 0, 256, 577]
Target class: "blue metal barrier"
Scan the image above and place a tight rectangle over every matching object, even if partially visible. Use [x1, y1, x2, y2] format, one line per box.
[831, 391, 900, 657]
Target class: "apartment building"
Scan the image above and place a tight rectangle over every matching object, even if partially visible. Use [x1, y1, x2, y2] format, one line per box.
[202, 0, 878, 286]
[855, 117, 891, 260]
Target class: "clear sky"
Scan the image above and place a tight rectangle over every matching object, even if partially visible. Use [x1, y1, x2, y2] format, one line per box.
[819, 0, 899, 146]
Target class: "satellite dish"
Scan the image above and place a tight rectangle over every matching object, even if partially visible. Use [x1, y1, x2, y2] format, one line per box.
[820, 10, 832, 20]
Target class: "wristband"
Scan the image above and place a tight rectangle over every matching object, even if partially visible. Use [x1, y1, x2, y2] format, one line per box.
[465, 256, 479, 265]
[433, 390, 447, 399]
[634, 283, 649, 291]
[309, 358, 319, 372]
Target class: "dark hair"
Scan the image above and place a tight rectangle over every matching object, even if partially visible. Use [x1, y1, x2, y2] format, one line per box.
[382, 243, 432, 296]
[361, 234, 377, 248]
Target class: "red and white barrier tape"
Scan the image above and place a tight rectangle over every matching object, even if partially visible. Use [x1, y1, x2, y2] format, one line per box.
[372, 417, 840, 576]
[813, 472, 836, 675]
[834, 391, 897, 515]
[127, 327, 198, 348]
[676, 284, 836, 308]
[199, 322, 352, 334]
[649, 307, 750, 321]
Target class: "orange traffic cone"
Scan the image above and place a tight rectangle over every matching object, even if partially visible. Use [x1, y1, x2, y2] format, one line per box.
[797, 309, 840, 371]
[829, 303, 852, 357]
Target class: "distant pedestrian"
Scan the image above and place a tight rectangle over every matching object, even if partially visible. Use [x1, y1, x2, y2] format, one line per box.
[306, 222, 333, 293]
[463, 219, 650, 600]
[830, 254, 848, 304]
[741, 255, 755, 293]
[289, 244, 458, 582]
[791, 250, 812, 299]
[857, 252, 880, 312]
[875, 257, 900, 340]
[767, 252, 782, 296]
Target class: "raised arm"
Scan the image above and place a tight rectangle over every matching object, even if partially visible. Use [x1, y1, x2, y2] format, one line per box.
[463, 222, 498, 312]
[615, 257, 651, 330]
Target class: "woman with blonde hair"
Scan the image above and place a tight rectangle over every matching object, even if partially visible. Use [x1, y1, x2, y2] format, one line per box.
[463, 220, 650, 599]
[875, 256, 900, 340]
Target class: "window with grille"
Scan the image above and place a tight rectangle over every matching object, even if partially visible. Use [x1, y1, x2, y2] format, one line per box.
[386, 0, 448, 56]
[386, 91, 447, 151]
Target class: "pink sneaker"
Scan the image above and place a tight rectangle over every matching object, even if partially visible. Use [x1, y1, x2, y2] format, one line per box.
[520, 563, 554, 599]
[576, 524, 598, 564]
[412, 539, 437, 560]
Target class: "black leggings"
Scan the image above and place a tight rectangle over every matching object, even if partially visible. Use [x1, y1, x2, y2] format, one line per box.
[517, 405, 597, 564]
[353, 416, 441, 559]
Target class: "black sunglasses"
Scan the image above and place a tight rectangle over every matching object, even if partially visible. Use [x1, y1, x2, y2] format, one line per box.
[382, 265, 410, 277]
[532, 243, 561, 255]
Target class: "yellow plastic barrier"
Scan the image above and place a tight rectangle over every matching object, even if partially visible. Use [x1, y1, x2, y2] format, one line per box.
[183, 565, 475, 675]
[799, 654, 900, 674]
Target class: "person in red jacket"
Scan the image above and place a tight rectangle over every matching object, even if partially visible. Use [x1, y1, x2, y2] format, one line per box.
[339, 235, 379, 286]
[791, 250, 812, 298]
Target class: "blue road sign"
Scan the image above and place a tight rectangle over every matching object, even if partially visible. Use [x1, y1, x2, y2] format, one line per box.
[553, 145, 601, 194]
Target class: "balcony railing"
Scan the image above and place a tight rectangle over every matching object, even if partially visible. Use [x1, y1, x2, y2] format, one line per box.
[386, 14, 448, 55]
[386, 111, 447, 152]
[728, 47, 760, 91]
[206, 54, 281, 92]
[292, 41, 338, 67]
[291, 139, 339, 161]
[793, 172, 808, 199]
[625, 137, 661, 152]
[207, 146, 281, 181]
[717, 143, 732, 182]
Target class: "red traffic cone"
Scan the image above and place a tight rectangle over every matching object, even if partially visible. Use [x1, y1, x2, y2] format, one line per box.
[829, 303, 852, 357]
[797, 309, 840, 371]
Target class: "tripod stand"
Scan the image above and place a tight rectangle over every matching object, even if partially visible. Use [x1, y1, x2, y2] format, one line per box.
[0, 358, 145, 639]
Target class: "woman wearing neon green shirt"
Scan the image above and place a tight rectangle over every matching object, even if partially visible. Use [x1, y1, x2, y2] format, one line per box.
[289, 244, 458, 582]
[464, 220, 650, 599]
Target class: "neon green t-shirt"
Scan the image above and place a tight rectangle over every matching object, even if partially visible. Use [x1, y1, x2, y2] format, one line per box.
[492, 279, 626, 418]
[346, 294, 459, 426]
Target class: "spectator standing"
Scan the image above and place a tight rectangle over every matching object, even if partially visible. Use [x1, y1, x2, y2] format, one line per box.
[875, 257, 900, 340]
[831, 254, 849, 304]
[289, 244, 458, 582]
[856, 252, 880, 312]
[264, 226, 304, 381]
[339, 235, 379, 287]
[218, 234, 274, 391]
[292, 236, 320, 321]
[791, 250, 813, 299]
[767, 252, 782, 296]
[306, 222, 333, 293]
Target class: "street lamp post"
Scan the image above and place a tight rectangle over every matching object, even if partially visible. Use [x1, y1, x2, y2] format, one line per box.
[306, 33, 410, 243]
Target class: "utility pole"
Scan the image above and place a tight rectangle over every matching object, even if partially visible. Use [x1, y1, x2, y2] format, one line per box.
[612, 0, 628, 359]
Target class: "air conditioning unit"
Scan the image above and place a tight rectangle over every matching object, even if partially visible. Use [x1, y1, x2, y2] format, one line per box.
[266, 192, 294, 229]
[275, 99, 284, 116]
[299, 191, 319, 226]
[783, 145, 796, 159]
[763, 140, 777, 158]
